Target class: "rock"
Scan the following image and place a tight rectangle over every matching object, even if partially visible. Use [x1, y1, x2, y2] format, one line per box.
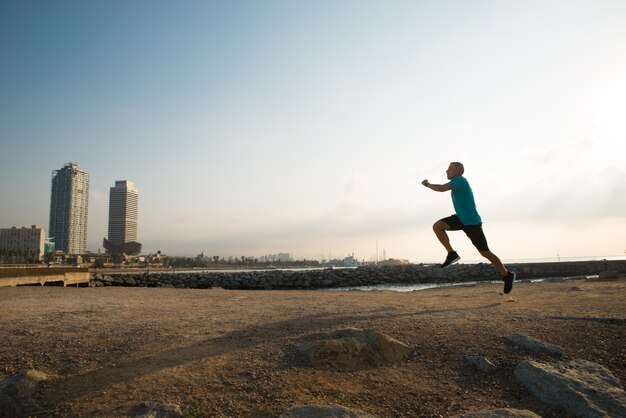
[0, 369, 48, 418]
[112, 276, 126, 285]
[515, 359, 626, 417]
[453, 408, 541, 417]
[129, 401, 183, 418]
[465, 356, 497, 373]
[280, 404, 374, 418]
[505, 333, 563, 357]
[300, 328, 411, 369]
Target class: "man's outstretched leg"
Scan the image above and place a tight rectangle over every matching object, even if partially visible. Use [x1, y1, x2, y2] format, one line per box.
[433, 220, 460, 268]
[479, 250, 515, 294]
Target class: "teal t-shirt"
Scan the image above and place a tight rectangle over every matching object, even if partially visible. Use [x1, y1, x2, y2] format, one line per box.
[448, 176, 482, 226]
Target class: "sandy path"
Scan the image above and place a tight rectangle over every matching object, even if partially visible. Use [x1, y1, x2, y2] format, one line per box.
[1, 278, 624, 417]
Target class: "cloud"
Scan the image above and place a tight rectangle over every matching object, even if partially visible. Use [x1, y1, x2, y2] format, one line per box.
[146, 200, 435, 256]
[487, 162, 626, 224]
[343, 170, 361, 195]
[522, 148, 557, 165]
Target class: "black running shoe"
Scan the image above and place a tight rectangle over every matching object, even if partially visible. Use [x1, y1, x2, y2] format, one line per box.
[503, 271, 516, 294]
[441, 251, 460, 268]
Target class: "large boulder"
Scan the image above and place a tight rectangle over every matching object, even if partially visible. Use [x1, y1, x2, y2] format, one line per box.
[300, 328, 411, 369]
[505, 334, 563, 357]
[453, 408, 541, 417]
[0, 369, 48, 418]
[515, 359, 626, 417]
[280, 404, 374, 418]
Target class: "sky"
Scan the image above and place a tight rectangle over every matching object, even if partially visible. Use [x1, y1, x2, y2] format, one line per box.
[1, 0, 625, 262]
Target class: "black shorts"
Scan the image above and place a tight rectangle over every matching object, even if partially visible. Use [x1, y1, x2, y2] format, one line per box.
[440, 215, 489, 252]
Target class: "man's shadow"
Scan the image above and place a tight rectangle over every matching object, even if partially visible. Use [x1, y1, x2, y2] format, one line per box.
[38, 302, 502, 403]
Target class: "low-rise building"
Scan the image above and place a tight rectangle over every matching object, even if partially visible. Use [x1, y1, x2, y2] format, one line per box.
[260, 253, 293, 263]
[0, 225, 47, 261]
[377, 258, 410, 266]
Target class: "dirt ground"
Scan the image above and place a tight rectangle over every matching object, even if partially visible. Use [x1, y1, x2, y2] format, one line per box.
[1, 278, 625, 417]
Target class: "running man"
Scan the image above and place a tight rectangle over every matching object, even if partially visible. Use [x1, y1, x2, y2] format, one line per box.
[422, 162, 515, 294]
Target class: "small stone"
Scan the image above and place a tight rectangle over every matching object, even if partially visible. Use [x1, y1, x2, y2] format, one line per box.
[280, 404, 375, 418]
[129, 401, 182, 418]
[505, 333, 563, 357]
[452, 408, 541, 417]
[465, 356, 497, 373]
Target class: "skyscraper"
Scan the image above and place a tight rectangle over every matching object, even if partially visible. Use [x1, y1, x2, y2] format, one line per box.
[103, 180, 141, 255]
[49, 162, 89, 254]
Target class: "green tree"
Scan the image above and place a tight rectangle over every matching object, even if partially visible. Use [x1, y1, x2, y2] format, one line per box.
[44, 252, 54, 264]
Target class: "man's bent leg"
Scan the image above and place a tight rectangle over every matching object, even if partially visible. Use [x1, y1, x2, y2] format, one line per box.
[465, 226, 515, 294]
[478, 250, 508, 276]
[433, 220, 454, 253]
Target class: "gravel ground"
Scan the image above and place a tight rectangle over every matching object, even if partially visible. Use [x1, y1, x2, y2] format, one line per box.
[1, 278, 624, 417]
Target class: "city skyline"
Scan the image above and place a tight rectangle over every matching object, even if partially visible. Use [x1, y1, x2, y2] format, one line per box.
[1, 1, 625, 262]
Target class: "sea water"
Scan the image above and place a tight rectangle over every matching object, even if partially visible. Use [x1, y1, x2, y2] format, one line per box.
[324, 275, 599, 293]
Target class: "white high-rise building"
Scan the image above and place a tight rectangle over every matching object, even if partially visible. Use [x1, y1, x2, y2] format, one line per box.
[104, 180, 141, 255]
[49, 163, 89, 254]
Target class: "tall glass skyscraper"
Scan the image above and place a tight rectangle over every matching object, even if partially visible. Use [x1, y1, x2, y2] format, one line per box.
[49, 162, 89, 254]
[103, 180, 141, 255]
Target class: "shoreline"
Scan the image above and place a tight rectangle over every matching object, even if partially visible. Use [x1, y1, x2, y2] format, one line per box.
[324, 274, 600, 292]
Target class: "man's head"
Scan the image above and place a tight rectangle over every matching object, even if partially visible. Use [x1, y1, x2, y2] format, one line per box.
[446, 162, 464, 180]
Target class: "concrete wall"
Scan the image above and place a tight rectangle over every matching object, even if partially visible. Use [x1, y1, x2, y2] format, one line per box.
[0, 267, 90, 287]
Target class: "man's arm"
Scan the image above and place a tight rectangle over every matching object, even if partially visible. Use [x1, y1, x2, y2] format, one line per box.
[421, 179, 452, 192]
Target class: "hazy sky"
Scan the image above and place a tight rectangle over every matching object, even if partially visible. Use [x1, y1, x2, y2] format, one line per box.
[1, 0, 625, 262]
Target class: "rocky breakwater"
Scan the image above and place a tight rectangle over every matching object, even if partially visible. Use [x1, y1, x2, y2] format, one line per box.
[92, 263, 501, 290]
